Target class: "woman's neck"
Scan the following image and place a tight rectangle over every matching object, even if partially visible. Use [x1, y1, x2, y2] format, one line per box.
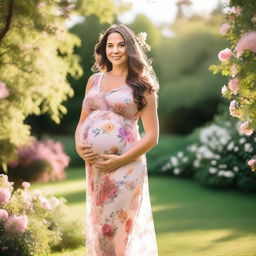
[109, 65, 128, 77]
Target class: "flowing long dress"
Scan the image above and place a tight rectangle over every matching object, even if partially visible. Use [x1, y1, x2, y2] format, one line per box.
[80, 71, 158, 256]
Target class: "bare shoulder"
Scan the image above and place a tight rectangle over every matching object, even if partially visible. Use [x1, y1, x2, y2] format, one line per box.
[138, 89, 158, 114]
[85, 72, 101, 94]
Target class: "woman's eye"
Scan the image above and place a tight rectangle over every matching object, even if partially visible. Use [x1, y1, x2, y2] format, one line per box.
[107, 44, 125, 48]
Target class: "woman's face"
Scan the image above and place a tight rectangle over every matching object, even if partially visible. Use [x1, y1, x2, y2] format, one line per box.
[106, 32, 128, 66]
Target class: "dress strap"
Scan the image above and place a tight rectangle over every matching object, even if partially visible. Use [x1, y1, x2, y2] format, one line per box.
[88, 72, 102, 90]
[94, 72, 103, 89]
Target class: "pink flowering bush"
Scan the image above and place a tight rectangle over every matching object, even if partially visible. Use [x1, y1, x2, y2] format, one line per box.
[210, 1, 256, 134]
[219, 23, 231, 35]
[0, 174, 84, 256]
[4, 215, 28, 233]
[0, 188, 11, 205]
[228, 78, 239, 95]
[6, 137, 70, 185]
[235, 31, 256, 58]
[217, 48, 233, 61]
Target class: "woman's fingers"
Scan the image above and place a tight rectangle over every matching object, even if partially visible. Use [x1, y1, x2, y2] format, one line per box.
[86, 156, 99, 162]
[78, 145, 102, 164]
[85, 152, 98, 157]
[84, 152, 100, 162]
[83, 149, 93, 154]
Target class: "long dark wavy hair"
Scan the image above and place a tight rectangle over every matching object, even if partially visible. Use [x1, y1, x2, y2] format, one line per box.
[91, 24, 159, 111]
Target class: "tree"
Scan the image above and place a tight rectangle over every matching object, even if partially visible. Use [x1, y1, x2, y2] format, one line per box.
[154, 10, 227, 134]
[0, 0, 129, 170]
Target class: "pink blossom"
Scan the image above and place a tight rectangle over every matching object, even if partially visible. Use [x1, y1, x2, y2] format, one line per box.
[248, 159, 256, 169]
[22, 181, 30, 189]
[228, 78, 239, 95]
[37, 2, 45, 9]
[218, 48, 232, 61]
[220, 23, 231, 35]
[41, 201, 52, 210]
[4, 215, 28, 233]
[119, 127, 135, 143]
[0, 209, 9, 221]
[33, 189, 43, 197]
[229, 100, 240, 117]
[49, 197, 60, 208]
[39, 196, 52, 210]
[235, 31, 256, 58]
[230, 6, 242, 15]
[21, 191, 32, 209]
[102, 223, 115, 237]
[240, 121, 253, 136]
[96, 175, 119, 206]
[230, 64, 238, 77]
[0, 188, 11, 205]
[0, 82, 9, 99]
[221, 85, 228, 95]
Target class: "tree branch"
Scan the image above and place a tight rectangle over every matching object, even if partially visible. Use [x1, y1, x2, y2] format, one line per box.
[0, 0, 14, 42]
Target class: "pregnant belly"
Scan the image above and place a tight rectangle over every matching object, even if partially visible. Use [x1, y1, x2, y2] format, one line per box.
[80, 110, 137, 155]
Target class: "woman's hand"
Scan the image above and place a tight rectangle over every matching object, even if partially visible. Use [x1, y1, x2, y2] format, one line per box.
[94, 154, 124, 173]
[76, 144, 100, 165]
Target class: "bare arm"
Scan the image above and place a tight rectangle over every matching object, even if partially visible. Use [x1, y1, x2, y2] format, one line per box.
[75, 74, 98, 160]
[118, 90, 159, 165]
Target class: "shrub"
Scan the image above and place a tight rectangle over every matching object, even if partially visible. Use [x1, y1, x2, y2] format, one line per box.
[0, 174, 84, 255]
[210, 0, 256, 132]
[161, 148, 196, 178]
[147, 133, 198, 175]
[161, 116, 256, 192]
[192, 120, 256, 192]
[6, 137, 70, 185]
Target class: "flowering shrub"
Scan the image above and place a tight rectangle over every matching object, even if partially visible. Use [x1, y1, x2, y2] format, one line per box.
[0, 174, 84, 256]
[210, 1, 256, 134]
[6, 137, 70, 185]
[161, 149, 196, 178]
[161, 117, 256, 192]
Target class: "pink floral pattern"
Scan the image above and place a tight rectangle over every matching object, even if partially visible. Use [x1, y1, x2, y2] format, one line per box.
[80, 72, 158, 256]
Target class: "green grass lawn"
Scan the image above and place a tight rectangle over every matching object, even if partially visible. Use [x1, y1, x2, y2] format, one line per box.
[31, 168, 256, 256]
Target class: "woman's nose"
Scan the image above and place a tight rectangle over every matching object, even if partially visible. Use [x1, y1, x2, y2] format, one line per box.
[113, 46, 119, 53]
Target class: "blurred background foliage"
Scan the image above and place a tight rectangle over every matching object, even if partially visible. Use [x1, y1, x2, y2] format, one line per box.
[27, 1, 229, 137]
[2, 1, 256, 255]
[0, 0, 130, 167]
[1, 0, 236, 174]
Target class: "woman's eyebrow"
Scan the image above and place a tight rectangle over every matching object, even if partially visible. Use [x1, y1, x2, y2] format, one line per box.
[106, 41, 125, 45]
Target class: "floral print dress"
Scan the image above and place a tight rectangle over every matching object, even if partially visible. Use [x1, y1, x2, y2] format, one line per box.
[80, 72, 158, 256]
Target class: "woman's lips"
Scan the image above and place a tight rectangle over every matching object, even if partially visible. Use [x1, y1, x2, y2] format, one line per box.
[111, 56, 121, 60]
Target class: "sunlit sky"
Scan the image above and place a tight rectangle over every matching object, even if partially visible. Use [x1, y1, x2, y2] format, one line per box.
[118, 0, 226, 26]
[67, 0, 227, 29]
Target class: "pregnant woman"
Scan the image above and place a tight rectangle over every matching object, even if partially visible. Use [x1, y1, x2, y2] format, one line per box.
[75, 24, 159, 256]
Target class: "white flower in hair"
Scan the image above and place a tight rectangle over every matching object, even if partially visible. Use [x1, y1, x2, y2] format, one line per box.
[137, 32, 147, 42]
[136, 32, 151, 52]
